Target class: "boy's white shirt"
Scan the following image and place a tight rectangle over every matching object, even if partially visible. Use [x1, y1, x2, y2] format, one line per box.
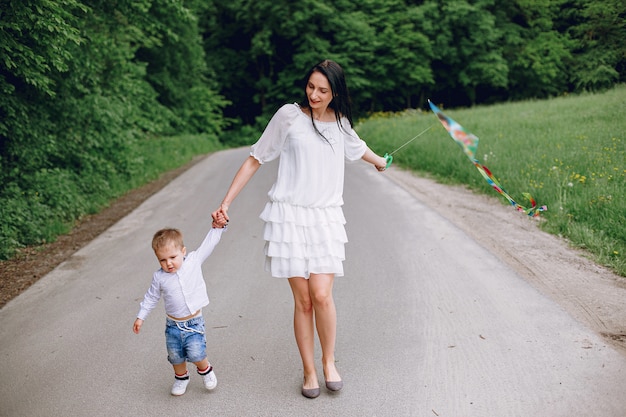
[137, 226, 226, 321]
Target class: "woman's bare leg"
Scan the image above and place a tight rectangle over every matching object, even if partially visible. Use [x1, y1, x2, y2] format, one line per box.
[288, 277, 318, 389]
[309, 273, 341, 382]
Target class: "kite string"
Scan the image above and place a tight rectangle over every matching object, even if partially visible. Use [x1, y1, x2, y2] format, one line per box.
[389, 124, 435, 156]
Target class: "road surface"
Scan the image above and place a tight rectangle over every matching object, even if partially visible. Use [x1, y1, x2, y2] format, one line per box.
[1, 147, 625, 417]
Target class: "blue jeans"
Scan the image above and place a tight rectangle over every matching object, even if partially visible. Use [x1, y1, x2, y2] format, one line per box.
[165, 315, 207, 365]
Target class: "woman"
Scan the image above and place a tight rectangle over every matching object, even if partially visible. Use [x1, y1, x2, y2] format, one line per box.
[212, 60, 388, 398]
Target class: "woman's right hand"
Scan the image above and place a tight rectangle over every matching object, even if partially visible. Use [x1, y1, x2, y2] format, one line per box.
[212, 203, 229, 224]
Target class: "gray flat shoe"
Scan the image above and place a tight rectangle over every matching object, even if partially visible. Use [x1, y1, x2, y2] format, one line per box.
[301, 386, 320, 398]
[325, 379, 343, 391]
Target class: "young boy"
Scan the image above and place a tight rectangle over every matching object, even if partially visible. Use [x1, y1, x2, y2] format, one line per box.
[133, 215, 227, 396]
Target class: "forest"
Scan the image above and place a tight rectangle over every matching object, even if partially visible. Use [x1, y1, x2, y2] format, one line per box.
[1, 0, 625, 259]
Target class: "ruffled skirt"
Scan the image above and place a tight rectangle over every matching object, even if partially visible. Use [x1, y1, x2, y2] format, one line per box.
[259, 201, 347, 278]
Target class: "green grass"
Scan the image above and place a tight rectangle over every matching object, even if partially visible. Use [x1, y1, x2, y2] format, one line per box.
[129, 134, 224, 189]
[0, 134, 223, 260]
[358, 85, 626, 277]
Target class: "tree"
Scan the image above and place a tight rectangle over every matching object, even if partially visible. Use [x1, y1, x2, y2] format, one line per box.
[0, 0, 86, 177]
[421, 0, 509, 106]
[202, 0, 434, 122]
[562, 0, 626, 91]
[0, 0, 228, 258]
[136, 0, 228, 135]
[495, 0, 573, 100]
[367, 2, 434, 110]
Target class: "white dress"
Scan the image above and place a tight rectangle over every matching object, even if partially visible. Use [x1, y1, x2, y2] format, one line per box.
[250, 103, 367, 278]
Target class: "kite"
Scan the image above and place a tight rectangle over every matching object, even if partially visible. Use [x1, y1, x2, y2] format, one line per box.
[427, 100, 547, 217]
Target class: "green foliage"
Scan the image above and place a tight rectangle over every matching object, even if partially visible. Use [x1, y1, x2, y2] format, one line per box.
[0, 133, 222, 260]
[201, 0, 625, 133]
[202, 0, 437, 122]
[422, 0, 509, 104]
[359, 85, 626, 276]
[563, 0, 626, 91]
[130, 134, 223, 185]
[0, 0, 86, 97]
[0, 168, 95, 259]
[496, 0, 573, 99]
[135, 0, 229, 135]
[0, 0, 228, 259]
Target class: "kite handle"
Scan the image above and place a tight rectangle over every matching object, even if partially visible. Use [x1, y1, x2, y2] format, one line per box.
[384, 153, 393, 169]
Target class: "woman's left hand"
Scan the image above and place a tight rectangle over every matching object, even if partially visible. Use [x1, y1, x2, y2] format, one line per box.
[375, 155, 388, 171]
[362, 149, 389, 172]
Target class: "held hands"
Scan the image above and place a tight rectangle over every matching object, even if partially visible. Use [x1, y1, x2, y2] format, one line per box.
[211, 203, 229, 228]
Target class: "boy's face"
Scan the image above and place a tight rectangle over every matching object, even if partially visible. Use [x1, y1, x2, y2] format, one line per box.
[155, 244, 186, 274]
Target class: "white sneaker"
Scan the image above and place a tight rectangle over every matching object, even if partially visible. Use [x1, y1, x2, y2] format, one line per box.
[200, 368, 217, 390]
[171, 376, 190, 396]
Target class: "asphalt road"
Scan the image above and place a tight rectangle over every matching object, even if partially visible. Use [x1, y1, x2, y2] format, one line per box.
[1, 147, 625, 417]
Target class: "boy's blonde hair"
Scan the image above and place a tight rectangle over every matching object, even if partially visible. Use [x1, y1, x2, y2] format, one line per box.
[152, 228, 184, 252]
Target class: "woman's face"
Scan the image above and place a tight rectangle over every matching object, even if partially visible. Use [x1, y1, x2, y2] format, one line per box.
[306, 71, 333, 111]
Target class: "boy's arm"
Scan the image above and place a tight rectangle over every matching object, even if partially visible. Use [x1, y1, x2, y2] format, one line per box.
[136, 274, 161, 321]
[194, 226, 226, 264]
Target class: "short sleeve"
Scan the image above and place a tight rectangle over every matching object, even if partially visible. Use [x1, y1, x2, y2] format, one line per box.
[342, 120, 367, 161]
[250, 104, 298, 164]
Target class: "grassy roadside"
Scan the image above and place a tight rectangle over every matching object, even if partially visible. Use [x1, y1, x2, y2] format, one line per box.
[359, 85, 626, 277]
[0, 134, 223, 260]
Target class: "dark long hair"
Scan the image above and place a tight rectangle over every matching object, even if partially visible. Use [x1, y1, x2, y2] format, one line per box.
[298, 60, 354, 139]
